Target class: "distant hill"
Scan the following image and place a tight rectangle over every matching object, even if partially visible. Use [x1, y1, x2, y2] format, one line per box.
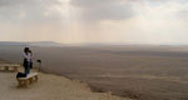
[0, 41, 63, 47]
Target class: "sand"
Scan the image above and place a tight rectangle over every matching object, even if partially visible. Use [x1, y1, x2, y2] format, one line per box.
[0, 72, 131, 100]
[2, 45, 188, 100]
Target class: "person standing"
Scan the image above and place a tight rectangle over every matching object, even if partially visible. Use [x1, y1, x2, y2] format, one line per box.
[23, 47, 33, 76]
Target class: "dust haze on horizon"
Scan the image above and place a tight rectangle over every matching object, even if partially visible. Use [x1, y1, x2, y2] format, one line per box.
[0, 0, 188, 45]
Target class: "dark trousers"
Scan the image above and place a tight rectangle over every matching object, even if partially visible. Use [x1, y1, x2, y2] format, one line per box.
[24, 65, 30, 75]
[23, 59, 31, 76]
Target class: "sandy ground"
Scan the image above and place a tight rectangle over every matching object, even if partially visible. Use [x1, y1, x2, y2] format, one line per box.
[0, 72, 131, 100]
[2, 45, 188, 100]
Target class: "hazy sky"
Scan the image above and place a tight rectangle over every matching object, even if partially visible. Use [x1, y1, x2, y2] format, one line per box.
[0, 0, 188, 45]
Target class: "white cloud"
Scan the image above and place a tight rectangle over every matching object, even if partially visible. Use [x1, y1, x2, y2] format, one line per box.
[70, 0, 136, 21]
[0, 0, 188, 44]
